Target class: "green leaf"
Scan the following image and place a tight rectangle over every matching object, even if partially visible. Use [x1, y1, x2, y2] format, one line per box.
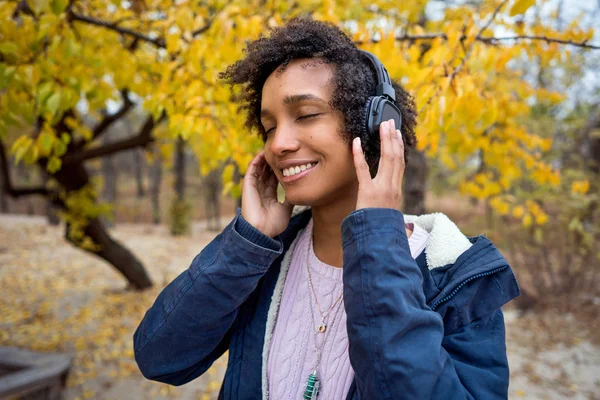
[53, 139, 67, 157]
[0, 43, 18, 57]
[13, 137, 33, 164]
[37, 82, 54, 107]
[38, 131, 55, 157]
[29, 0, 50, 16]
[65, 37, 81, 58]
[509, 0, 536, 16]
[51, 0, 69, 15]
[47, 156, 62, 173]
[46, 92, 62, 118]
[61, 133, 71, 145]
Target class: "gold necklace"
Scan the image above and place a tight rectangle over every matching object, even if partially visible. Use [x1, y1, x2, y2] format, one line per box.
[304, 232, 345, 400]
[305, 232, 344, 334]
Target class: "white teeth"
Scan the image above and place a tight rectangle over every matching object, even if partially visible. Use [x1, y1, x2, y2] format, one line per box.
[282, 163, 315, 177]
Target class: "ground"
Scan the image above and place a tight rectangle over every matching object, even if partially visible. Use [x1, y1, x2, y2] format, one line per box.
[0, 213, 598, 399]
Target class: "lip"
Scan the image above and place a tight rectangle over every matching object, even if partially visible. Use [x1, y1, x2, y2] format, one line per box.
[280, 162, 318, 184]
[276, 159, 318, 169]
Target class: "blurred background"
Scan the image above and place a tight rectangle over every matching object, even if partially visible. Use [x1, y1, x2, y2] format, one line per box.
[0, 0, 598, 398]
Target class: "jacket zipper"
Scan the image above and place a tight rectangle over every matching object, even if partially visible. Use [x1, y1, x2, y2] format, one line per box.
[429, 265, 508, 311]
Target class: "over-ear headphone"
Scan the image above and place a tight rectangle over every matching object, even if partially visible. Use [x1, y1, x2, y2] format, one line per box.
[360, 50, 402, 141]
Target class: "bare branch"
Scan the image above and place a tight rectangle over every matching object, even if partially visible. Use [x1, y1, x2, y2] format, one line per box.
[479, 35, 600, 49]
[191, 21, 214, 37]
[63, 114, 166, 165]
[358, 31, 599, 50]
[93, 89, 134, 139]
[0, 140, 50, 198]
[11, 0, 33, 20]
[69, 12, 166, 48]
[378, 33, 600, 50]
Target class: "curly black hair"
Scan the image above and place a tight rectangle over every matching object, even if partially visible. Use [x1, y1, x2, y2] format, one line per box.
[219, 17, 417, 176]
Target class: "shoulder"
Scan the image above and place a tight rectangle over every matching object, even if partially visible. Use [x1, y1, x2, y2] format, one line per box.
[407, 213, 520, 333]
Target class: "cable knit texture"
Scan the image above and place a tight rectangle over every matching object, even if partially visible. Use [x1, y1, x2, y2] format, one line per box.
[266, 218, 429, 399]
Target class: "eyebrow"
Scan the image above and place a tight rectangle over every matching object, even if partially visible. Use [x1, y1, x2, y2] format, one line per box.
[261, 93, 328, 118]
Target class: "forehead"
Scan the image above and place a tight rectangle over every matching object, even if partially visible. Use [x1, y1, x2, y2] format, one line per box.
[261, 58, 334, 105]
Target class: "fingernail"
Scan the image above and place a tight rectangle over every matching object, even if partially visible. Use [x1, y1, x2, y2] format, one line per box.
[396, 129, 402, 138]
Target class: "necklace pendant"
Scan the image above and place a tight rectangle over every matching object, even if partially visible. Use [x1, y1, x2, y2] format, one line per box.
[303, 371, 320, 400]
[317, 323, 327, 333]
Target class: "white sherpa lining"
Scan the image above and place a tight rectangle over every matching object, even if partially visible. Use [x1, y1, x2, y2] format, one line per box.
[261, 208, 473, 399]
[403, 213, 473, 269]
[261, 227, 305, 400]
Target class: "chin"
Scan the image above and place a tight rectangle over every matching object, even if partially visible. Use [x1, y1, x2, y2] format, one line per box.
[282, 189, 318, 208]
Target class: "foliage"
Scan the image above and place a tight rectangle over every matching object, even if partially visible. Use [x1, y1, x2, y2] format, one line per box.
[0, 0, 596, 231]
[493, 99, 600, 301]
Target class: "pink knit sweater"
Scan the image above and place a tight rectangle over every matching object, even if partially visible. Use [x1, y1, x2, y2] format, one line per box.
[267, 218, 429, 399]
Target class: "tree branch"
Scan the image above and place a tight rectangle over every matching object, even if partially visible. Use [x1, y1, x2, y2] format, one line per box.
[69, 11, 215, 49]
[71, 89, 135, 151]
[381, 33, 599, 49]
[357, 31, 599, 50]
[479, 35, 600, 49]
[92, 89, 134, 140]
[0, 140, 50, 198]
[69, 12, 166, 48]
[63, 114, 166, 165]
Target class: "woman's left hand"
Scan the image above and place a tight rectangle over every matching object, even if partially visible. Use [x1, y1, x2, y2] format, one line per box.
[352, 118, 405, 211]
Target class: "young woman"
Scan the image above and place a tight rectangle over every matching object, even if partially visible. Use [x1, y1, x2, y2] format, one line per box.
[134, 18, 520, 400]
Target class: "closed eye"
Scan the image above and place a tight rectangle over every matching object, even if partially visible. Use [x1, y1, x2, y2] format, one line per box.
[298, 113, 321, 121]
[264, 114, 321, 135]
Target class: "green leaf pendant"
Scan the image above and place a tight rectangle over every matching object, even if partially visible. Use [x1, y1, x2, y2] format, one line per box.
[303, 371, 320, 400]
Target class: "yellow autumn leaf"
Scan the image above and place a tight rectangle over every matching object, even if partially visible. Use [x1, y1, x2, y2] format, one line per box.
[571, 180, 590, 194]
[509, 0, 536, 17]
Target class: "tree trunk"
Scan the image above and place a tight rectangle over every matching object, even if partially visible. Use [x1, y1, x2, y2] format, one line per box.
[203, 167, 222, 231]
[0, 172, 8, 213]
[149, 146, 162, 224]
[101, 133, 117, 228]
[50, 161, 152, 290]
[174, 136, 186, 201]
[233, 163, 242, 212]
[43, 173, 60, 225]
[67, 217, 152, 289]
[134, 148, 145, 198]
[403, 148, 428, 215]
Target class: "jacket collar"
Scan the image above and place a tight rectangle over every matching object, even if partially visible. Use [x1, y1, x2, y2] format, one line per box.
[288, 207, 474, 270]
[404, 213, 473, 269]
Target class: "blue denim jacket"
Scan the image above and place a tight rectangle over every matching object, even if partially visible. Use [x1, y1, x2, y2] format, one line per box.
[133, 208, 520, 399]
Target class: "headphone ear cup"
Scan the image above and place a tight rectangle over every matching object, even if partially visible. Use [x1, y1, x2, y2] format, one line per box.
[363, 96, 376, 137]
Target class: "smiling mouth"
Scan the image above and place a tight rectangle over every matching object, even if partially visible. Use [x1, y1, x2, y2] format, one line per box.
[281, 162, 318, 177]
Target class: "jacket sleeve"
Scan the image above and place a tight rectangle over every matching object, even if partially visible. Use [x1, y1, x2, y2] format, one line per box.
[341, 208, 510, 399]
[133, 212, 283, 386]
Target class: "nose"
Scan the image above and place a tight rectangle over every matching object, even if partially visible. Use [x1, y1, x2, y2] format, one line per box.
[268, 123, 300, 156]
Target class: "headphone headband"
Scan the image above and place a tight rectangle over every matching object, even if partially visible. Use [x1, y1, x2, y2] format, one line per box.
[359, 50, 396, 101]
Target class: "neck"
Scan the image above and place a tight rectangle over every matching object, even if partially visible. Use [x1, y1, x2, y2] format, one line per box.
[310, 196, 414, 269]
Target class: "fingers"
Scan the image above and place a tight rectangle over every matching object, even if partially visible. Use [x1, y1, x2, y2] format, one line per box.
[377, 120, 395, 183]
[395, 128, 405, 187]
[263, 166, 279, 199]
[352, 137, 371, 186]
[390, 123, 404, 185]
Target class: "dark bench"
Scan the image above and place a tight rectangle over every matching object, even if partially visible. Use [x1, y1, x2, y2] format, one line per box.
[0, 347, 72, 400]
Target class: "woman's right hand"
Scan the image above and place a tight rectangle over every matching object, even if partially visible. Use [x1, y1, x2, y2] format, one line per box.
[241, 151, 294, 238]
